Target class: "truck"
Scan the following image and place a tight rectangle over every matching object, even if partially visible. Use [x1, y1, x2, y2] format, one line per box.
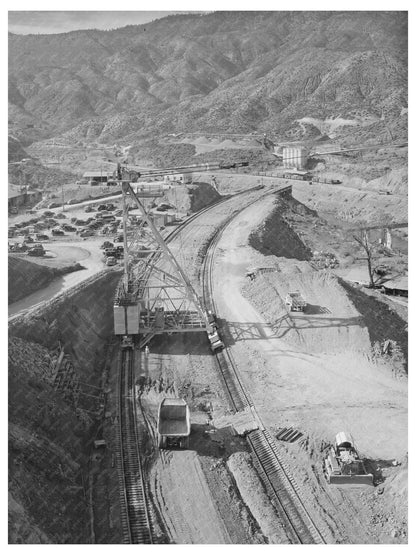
[157, 398, 191, 449]
[285, 291, 307, 312]
[206, 311, 224, 352]
[324, 432, 374, 486]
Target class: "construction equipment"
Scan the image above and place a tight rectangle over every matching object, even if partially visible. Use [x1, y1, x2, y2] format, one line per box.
[285, 291, 307, 312]
[324, 432, 374, 486]
[121, 336, 133, 349]
[157, 398, 190, 449]
[206, 311, 224, 352]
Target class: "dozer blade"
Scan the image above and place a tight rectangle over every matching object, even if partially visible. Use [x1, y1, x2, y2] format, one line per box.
[329, 474, 374, 486]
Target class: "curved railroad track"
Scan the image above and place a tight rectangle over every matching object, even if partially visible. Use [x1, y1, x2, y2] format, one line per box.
[114, 185, 268, 542]
[201, 192, 327, 545]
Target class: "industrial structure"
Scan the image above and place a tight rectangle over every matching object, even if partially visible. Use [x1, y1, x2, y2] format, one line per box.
[112, 160, 249, 345]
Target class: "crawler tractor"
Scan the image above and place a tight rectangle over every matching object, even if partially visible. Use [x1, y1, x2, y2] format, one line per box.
[324, 432, 374, 485]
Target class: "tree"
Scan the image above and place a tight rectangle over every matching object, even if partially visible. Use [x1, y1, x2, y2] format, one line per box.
[352, 228, 379, 288]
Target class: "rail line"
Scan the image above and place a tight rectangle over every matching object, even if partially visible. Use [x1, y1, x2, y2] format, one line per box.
[114, 185, 268, 542]
[201, 191, 327, 544]
[116, 345, 153, 543]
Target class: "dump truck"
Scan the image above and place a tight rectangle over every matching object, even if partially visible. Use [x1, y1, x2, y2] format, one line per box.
[157, 398, 190, 449]
[285, 291, 307, 312]
[324, 432, 374, 485]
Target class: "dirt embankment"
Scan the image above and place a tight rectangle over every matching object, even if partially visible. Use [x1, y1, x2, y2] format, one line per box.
[8, 255, 83, 304]
[340, 279, 408, 373]
[9, 271, 121, 543]
[248, 196, 314, 261]
[165, 181, 221, 214]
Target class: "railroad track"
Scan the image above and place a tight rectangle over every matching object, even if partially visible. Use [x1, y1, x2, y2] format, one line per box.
[114, 186, 268, 542]
[201, 191, 327, 545]
[116, 345, 153, 544]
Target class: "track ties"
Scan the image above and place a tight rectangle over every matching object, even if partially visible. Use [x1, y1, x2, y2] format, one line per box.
[116, 347, 153, 544]
[276, 427, 304, 443]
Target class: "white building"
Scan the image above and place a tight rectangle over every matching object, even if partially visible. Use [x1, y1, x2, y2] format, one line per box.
[282, 146, 308, 169]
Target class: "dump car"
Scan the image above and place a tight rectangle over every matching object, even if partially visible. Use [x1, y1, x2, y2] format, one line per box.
[157, 398, 190, 449]
[285, 291, 307, 312]
[324, 432, 373, 486]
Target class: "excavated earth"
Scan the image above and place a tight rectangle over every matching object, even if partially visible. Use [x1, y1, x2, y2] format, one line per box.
[9, 182, 408, 544]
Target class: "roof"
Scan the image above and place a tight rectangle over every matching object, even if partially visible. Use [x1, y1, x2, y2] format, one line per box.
[382, 276, 408, 291]
[82, 171, 111, 178]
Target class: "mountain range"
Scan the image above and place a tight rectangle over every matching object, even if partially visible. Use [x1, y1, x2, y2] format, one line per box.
[9, 11, 408, 154]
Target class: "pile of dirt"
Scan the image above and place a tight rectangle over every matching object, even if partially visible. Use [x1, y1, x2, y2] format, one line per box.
[242, 262, 370, 355]
[8, 256, 83, 304]
[227, 452, 289, 543]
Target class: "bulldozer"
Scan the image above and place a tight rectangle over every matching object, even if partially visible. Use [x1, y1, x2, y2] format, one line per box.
[324, 432, 374, 486]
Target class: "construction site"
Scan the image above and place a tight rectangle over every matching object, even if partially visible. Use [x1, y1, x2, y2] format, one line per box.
[8, 10, 408, 547]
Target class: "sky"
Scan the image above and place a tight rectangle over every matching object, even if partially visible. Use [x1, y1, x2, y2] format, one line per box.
[8, 11, 182, 35]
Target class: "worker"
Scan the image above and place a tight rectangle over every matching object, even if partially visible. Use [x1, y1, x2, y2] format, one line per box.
[145, 346, 149, 357]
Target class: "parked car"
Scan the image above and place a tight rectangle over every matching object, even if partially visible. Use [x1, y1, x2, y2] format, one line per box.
[28, 246, 45, 257]
[74, 219, 87, 226]
[36, 233, 49, 241]
[115, 235, 124, 243]
[56, 213, 66, 219]
[43, 211, 56, 217]
[44, 218, 57, 226]
[105, 203, 115, 211]
[85, 205, 95, 213]
[25, 236, 34, 243]
[80, 229, 94, 237]
[61, 224, 76, 232]
[67, 198, 79, 205]
[48, 202, 60, 209]
[97, 204, 108, 211]
[101, 241, 114, 250]
[101, 214, 116, 222]
[106, 256, 117, 266]
[51, 229, 65, 236]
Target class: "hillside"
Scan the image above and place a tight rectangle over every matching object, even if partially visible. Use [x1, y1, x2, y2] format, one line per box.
[9, 11, 407, 149]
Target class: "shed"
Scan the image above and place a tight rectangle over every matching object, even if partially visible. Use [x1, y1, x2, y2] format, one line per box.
[381, 276, 408, 297]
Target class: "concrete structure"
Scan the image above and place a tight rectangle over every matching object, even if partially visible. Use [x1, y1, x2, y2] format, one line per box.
[283, 146, 308, 169]
[8, 184, 42, 211]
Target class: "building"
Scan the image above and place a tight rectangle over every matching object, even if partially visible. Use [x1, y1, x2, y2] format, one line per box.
[283, 146, 308, 169]
[381, 276, 408, 298]
[8, 184, 42, 211]
[163, 173, 193, 184]
[82, 171, 111, 184]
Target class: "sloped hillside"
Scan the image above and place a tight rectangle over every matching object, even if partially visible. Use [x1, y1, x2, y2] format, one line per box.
[8, 256, 82, 304]
[9, 11, 407, 146]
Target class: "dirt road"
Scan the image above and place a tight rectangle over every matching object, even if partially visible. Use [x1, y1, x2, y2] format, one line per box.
[209, 194, 407, 543]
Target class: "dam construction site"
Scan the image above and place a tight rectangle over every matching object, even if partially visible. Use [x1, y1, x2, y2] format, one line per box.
[8, 10, 408, 547]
